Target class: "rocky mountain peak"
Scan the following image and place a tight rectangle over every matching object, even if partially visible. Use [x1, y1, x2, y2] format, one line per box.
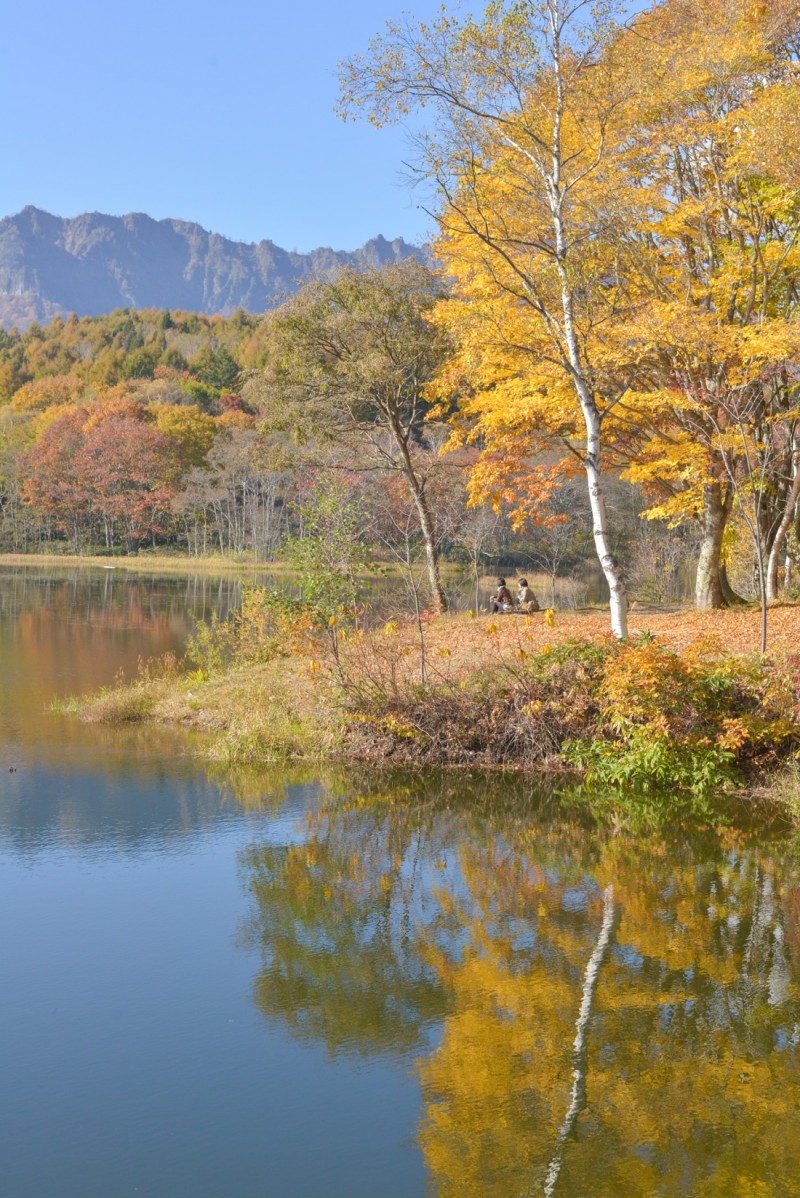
[0, 208, 423, 330]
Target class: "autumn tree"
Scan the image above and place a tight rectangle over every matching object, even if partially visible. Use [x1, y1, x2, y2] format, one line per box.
[19, 408, 89, 552]
[611, 0, 800, 610]
[19, 400, 176, 552]
[0, 403, 48, 550]
[253, 261, 453, 613]
[77, 414, 174, 551]
[151, 402, 217, 471]
[11, 374, 86, 413]
[340, 0, 646, 637]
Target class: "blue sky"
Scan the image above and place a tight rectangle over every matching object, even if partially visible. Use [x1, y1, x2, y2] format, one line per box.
[2, 0, 647, 252]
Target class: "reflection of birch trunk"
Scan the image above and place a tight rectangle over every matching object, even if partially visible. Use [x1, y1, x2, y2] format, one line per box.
[744, 870, 774, 978]
[542, 885, 616, 1198]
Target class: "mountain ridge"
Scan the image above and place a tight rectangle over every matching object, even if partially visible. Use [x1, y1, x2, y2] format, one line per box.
[0, 207, 422, 330]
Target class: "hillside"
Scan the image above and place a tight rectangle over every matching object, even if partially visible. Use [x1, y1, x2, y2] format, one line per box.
[0, 207, 421, 330]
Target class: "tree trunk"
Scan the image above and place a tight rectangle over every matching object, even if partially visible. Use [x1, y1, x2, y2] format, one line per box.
[396, 439, 448, 614]
[583, 432, 628, 638]
[548, 126, 628, 638]
[696, 482, 728, 609]
[766, 438, 800, 601]
[718, 563, 747, 607]
[556, 325, 628, 635]
[551, 293, 627, 635]
[410, 479, 448, 614]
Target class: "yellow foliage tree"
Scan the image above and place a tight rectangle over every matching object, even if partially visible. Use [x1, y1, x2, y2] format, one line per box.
[608, 0, 800, 612]
[340, 0, 646, 637]
[151, 402, 217, 471]
[342, 0, 800, 622]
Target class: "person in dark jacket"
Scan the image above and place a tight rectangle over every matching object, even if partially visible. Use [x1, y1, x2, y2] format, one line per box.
[489, 578, 514, 613]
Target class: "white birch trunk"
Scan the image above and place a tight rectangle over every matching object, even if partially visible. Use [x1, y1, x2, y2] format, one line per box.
[547, 6, 628, 639]
[766, 436, 800, 601]
[551, 253, 628, 637]
[582, 410, 629, 640]
[552, 249, 628, 638]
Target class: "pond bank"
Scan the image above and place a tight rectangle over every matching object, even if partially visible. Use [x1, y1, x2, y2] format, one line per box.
[0, 552, 320, 575]
[70, 605, 800, 826]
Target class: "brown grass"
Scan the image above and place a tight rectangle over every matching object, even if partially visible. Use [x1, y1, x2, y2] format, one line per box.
[0, 552, 298, 575]
[77, 652, 339, 764]
[415, 603, 800, 674]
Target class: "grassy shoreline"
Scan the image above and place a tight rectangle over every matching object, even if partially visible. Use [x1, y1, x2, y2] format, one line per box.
[0, 552, 476, 582]
[69, 605, 800, 826]
[0, 552, 323, 575]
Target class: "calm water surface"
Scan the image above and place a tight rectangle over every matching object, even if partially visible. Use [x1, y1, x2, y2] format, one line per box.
[1, 566, 799, 1197]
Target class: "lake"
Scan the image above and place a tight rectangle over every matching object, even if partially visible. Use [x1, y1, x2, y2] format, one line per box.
[1, 565, 798, 1197]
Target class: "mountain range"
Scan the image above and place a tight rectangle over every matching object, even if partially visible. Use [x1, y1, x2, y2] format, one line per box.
[0, 207, 422, 330]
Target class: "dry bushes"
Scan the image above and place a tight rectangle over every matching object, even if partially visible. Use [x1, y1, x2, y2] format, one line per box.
[341, 632, 800, 798]
[341, 638, 605, 768]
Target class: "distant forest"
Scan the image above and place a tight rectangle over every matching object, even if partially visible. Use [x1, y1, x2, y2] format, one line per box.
[0, 298, 686, 606]
[0, 306, 305, 559]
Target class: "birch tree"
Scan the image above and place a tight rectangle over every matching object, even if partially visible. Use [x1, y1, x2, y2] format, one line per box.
[340, 0, 637, 637]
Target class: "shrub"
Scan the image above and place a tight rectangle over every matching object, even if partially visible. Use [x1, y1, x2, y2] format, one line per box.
[563, 637, 798, 797]
[343, 632, 800, 799]
[185, 585, 312, 678]
[343, 637, 608, 767]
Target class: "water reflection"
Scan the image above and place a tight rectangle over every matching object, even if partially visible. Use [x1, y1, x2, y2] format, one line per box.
[2, 566, 798, 1195]
[0, 566, 245, 764]
[239, 772, 800, 1197]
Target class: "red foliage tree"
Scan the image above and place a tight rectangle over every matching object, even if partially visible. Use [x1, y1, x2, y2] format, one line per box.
[20, 406, 177, 552]
[19, 409, 91, 551]
[79, 415, 174, 551]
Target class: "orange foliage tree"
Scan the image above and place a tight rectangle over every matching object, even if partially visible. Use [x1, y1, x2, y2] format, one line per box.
[20, 400, 176, 552]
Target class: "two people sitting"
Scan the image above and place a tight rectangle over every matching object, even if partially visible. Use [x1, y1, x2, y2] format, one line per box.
[489, 577, 540, 615]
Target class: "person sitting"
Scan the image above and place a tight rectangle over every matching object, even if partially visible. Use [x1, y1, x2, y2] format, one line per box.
[516, 578, 540, 613]
[489, 578, 514, 614]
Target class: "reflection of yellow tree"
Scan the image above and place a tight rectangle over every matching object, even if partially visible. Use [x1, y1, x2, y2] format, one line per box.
[237, 780, 800, 1196]
[417, 839, 616, 1198]
[419, 832, 800, 1197]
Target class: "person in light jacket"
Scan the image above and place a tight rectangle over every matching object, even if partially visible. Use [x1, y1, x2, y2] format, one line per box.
[516, 578, 540, 613]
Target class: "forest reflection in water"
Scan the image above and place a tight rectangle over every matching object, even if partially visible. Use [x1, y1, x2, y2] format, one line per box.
[237, 770, 800, 1198]
[2, 566, 797, 1195]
